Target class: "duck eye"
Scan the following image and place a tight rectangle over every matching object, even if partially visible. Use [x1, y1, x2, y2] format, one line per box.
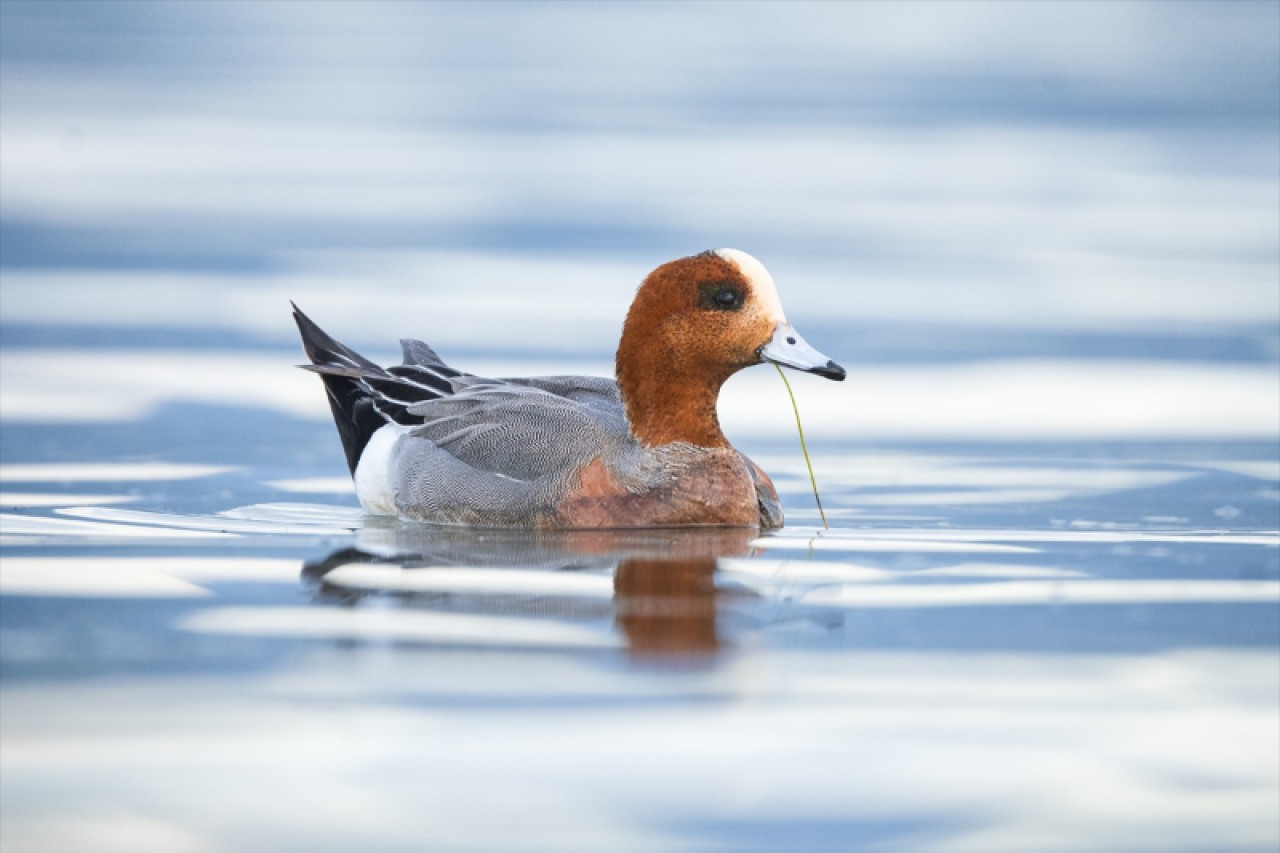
[700, 283, 744, 311]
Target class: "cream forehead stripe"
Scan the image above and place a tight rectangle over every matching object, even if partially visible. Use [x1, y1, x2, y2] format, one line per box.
[713, 248, 787, 322]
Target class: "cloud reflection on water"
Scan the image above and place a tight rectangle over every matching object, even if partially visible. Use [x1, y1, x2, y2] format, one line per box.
[2, 1, 1276, 350]
[3, 348, 1276, 440]
[2, 646, 1275, 852]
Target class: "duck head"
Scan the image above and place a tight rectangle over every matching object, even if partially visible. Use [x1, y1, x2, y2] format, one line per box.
[616, 249, 845, 448]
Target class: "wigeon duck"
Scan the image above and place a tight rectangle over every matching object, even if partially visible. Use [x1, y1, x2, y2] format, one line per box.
[293, 249, 844, 529]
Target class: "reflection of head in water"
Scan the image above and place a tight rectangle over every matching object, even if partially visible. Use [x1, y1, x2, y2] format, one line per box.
[301, 527, 758, 658]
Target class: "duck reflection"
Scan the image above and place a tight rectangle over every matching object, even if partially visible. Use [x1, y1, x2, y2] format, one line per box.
[614, 558, 718, 655]
[301, 526, 759, 658]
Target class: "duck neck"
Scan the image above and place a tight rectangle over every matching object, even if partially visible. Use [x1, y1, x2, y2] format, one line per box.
[616, 346, 733, 449]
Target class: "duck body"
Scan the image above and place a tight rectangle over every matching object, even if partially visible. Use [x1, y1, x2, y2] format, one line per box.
[294, 249, 843, 530]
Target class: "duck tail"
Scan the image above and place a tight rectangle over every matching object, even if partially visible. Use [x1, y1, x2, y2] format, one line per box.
[291, 302, 390, 475]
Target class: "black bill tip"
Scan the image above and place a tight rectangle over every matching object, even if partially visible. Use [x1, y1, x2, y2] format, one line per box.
[811, 360, 846, 381]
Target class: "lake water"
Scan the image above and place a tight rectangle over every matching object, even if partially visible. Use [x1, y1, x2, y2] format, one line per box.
[2, 2, 1278, 851]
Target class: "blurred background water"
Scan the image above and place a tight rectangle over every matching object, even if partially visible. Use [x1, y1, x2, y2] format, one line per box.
[1, 2, 1278, 851]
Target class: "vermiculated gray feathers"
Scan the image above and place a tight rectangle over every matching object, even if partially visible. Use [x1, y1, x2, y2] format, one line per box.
[387, 377, 634, 523]
[407, 382, 623, 479]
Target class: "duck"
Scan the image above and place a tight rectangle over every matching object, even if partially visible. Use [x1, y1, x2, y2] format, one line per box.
[293, 248, 844, 529]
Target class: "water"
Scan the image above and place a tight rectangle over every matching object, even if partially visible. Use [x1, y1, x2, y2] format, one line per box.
[2, 2, 1278, 851]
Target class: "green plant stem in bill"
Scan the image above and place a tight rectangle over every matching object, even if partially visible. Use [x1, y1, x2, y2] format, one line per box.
[773, 363, 829, 530]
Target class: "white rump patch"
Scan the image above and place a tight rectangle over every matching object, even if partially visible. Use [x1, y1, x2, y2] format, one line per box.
[354, 423, 404, 515]
[714, 248, 787, 322]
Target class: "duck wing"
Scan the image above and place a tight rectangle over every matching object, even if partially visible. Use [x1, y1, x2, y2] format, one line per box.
[294, 304, 630, 505]
[403, 378, 629, 483]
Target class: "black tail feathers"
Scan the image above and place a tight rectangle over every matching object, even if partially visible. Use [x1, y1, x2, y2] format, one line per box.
[292, 303, 392, 476]
[292, 304, 463, 476]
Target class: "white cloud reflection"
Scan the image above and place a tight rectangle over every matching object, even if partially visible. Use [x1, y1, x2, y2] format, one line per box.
[0, 512, 235, 544]
[1, 648, 1274, 851]
[0, 463, 233, 482]
[180, 606, 618, 650]
[1, 1, 1276, 345]
[321, 564, 615, 598]
[754, 528, 1280, 550]
[0, 557, 304, 597]
[0, 493, 135, 508]
[802, 579, 1280, 609]
[3, 348, 1276, 441]
[55, 506, 356, 538]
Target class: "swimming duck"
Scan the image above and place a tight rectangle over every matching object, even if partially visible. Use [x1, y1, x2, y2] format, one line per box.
[293, 249, 844, 529]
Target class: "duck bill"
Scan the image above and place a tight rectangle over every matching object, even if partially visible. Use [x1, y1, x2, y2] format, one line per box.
[759, 323, 846, 381]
